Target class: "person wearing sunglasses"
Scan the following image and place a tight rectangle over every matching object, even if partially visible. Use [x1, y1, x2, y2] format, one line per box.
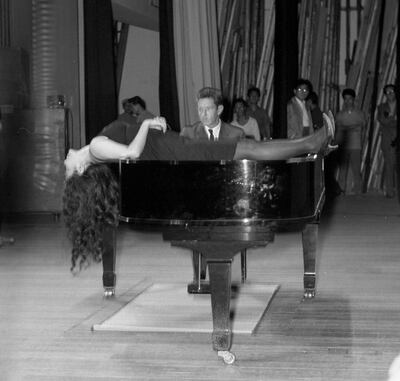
[335, 88, 366, 195]
[287, 78, 314, 139]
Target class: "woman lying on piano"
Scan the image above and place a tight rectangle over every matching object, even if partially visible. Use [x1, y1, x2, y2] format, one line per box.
[63, 116, 335, 273]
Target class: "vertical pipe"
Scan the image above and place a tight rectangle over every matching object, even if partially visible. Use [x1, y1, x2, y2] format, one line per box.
[31, 0, 57, 109]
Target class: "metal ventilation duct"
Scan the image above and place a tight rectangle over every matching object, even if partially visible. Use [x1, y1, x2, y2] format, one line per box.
[31, 0, 57, 108]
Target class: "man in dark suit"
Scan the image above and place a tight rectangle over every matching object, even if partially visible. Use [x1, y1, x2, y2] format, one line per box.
[180, 87, 244, 287]
[180, 87, 245, 141]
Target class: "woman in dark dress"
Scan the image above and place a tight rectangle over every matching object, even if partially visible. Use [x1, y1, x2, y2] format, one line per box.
[63, 116, 335, 272]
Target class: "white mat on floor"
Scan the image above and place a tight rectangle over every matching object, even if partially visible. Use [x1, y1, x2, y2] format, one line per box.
[93, 282, 279, 334]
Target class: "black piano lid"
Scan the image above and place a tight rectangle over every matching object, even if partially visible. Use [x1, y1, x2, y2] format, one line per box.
[113, 155, 325, 226]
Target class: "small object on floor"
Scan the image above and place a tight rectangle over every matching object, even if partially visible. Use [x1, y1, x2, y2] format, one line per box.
[0, 236, 15, 247]
[388, 353, 400, 381]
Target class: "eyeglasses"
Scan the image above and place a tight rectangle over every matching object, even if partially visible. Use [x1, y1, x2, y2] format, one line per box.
[385, 89, 395, 95]
[296, 88, 309, 93]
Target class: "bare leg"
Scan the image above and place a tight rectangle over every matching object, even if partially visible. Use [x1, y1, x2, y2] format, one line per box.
[234, 126, 328, 160]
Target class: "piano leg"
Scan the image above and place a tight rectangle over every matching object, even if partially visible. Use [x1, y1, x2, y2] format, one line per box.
[240, 250, 247, 283]
[208, 259, 236, 365]
[102, 226, 117, 297]
[302, 222, 318, 298]
[166, 235, 270, 364]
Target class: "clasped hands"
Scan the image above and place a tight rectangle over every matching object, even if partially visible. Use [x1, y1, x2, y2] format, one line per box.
[121, 116, 167, 160]
[148, 116, 167, 133]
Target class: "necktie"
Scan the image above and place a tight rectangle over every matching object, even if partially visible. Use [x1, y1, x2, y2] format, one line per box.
[208, 129, 215, 141]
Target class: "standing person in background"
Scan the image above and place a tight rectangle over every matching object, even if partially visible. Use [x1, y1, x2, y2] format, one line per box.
[247, 86, 272, 140]
[121, 98, 133, 115]
[129, 96, 155, 124]
[335, 88, 366, 195]
[377, 84, 397, 198]
[287, 79, 314, 139]
[180, 87, 245, 141]
[118, 98, 136, 123]
[231, 98, 261, 140]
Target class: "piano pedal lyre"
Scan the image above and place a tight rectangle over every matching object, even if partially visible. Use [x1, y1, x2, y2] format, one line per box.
[194, 250, 247, 285]
[240, 250, 247, 283]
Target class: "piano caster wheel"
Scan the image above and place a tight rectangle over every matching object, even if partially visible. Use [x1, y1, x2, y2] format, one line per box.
[104, 288, 115, 297]
[217, 350, 236, 365]
[303, 289, 315, 299]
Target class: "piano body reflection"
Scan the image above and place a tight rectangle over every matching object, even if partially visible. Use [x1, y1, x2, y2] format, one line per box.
[102, 155, 325, 364]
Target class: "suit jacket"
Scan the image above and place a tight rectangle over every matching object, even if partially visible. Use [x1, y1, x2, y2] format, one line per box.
[180, 121, 245, 141]
[377, 102, 397, 130]
[287, 97, 313, 139]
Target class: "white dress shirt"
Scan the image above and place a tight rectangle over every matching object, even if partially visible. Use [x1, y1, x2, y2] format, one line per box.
[204, 120, 221, 140]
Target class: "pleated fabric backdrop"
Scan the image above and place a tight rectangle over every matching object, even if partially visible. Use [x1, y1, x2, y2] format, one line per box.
[173, 0, 222, 129]
[158, 0, 181, 132]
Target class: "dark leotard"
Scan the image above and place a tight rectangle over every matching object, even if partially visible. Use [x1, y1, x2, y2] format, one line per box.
[98, 120, 237, 161]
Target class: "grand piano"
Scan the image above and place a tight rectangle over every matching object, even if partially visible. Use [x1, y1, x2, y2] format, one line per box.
[101, 154, 325, 364]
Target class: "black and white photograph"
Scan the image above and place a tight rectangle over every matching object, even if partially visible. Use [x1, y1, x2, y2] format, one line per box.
[1, 0, 400, 380]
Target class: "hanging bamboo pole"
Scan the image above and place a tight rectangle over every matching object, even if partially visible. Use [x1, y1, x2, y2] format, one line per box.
[255, 0, 274, 87]
[255, 0, 265, 68]
[262, 48, 274, 111]
[220, 0, 240, 76]
[218, 0, 231, 46]
[228, 31, 240, 101]
[241, 0, 252, 97]
[235, 45, 244, 98]
[256, 2, 274, 94]
[248, 0, 260, 87]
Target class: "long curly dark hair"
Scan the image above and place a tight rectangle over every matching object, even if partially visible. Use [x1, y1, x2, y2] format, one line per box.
[63, 164, 119, 273]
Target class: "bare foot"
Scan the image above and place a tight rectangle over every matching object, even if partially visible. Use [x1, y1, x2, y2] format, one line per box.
[321, 112, 338, 155]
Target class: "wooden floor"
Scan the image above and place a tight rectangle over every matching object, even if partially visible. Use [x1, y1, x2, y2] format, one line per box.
[1, 194, 400, 380]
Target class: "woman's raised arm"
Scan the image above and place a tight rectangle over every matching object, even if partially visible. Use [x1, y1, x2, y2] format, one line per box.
[64, 118, 167, 179]
[89, 117, 167, 161]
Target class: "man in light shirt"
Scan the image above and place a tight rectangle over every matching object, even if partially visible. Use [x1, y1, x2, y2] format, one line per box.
[287, 78, 314, 139]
